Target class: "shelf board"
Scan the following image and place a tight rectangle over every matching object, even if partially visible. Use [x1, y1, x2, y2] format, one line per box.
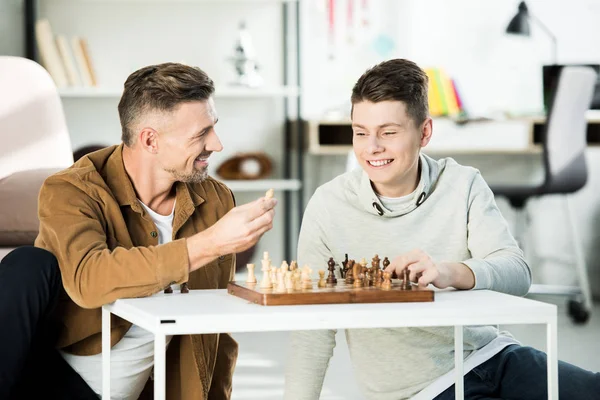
[61, 0, 299, 2]
[58, 86, 300, 99]
[221, 179, 301, 192]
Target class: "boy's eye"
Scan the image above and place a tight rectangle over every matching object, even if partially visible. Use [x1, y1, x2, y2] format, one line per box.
[383, 131, 396, 135]
[354, 132, 366, 136]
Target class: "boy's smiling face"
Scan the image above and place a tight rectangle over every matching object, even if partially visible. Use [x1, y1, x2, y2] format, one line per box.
[352, 100, 432, 197]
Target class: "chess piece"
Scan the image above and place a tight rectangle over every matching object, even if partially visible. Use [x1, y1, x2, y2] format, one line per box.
[345, 261, 355, 284]
[353, 272, 364, 288]
[164, 286, 173, 294]
[374, 269, 382, 287]
[294, 269, 303, 290]
[260, 252, 272, 289]
[382, 271, 392, 290]
[280, 260, 289, 272]
[276, 270, 286, 293]
[402, 269, 411, 290]
[326, 257, 337, 285]
[180, 282, 189, 294]
[270, 265, 278, 287]
[341, 253, 349, 278]
[318, 270, 326, 288]
[289, 260, 298, 271]
[383, 257, 390, 270]
[265, 188, 274, 199]
[362, 265, 370, 287]
[285, 271, 294, 292]
[302, 266, 313, 289]
[246, 263, 257, 284]
[371, 254, 381, 269]
[352, 260, 360, 282]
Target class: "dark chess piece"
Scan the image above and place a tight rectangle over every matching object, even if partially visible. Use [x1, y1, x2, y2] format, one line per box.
[327, 257, 337, 285]
[180, 282, 190, 294]
[345, 264, 354, 284]
[374, 269, 382, 287]
[353, 272, 364, 288]
[383, 257, 390, 270]
[164, 286, 173, 294]
[345, 260, 355, 284]
[371, 254, 381, 270]
[402, 269, 411, 290]
[341, 253, 349, 278]
[382, 271, 392, 290]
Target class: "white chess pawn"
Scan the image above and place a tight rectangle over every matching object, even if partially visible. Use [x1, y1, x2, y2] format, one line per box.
[260, 259, 272, 289]
[246, 263, 257, 284]
[276, 269, 286, 293]
[280, 260, 289, 272]
[270, 265, 278, 286]
[284, 271, 294, 291]
[293, 270, 302, 291]
[301, 265, 313, 289]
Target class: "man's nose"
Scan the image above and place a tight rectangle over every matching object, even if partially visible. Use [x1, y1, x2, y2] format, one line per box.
[206, 130, 223, 152]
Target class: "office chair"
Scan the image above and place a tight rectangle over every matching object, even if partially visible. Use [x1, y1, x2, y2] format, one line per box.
[490, 66, 597, 323]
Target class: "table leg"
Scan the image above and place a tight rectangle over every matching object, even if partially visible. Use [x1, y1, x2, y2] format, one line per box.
[454, 325, 464, 400]
[547, 319, 559, 399]
[154, 334, 167, 400]
[102, 308, 111, 399]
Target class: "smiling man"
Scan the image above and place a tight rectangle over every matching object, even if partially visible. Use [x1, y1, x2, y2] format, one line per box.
[284, 59, 599, 400]
[15, 63, 277, 399]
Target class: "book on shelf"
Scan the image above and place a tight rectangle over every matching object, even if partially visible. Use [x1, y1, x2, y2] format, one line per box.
[71, 36, 97, 87]
[56, 35, 81, 86]
[34, 18, 98, 89]
[35, 19, 68, 88]
[424, 67, 465, 118]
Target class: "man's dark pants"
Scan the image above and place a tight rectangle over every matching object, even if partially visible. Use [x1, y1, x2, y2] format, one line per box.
[435, 344, 600, 400]
[0, 246, 98, 399]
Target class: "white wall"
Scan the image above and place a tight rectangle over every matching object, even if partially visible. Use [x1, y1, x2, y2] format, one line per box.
[38, 0, 293, 265]
[300, 0, 600, 297]
[23, 0, 600, 296]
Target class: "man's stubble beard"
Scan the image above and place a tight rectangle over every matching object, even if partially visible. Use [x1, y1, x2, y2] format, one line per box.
[165, 165, 208, 183]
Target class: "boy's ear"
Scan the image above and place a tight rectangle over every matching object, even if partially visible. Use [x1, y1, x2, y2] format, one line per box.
[420, 118, 433, 147]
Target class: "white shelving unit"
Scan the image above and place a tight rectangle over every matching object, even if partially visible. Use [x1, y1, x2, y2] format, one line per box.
[222, 178, 301, 192]
[28, 0, 304, 260]
[58, 86, 300, 99]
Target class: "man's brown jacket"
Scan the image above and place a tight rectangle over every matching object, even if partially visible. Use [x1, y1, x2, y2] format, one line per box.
[35, 144, 237, 399]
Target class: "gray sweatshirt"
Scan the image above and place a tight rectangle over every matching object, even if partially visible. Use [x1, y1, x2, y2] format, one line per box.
[284, 154, 531, 400]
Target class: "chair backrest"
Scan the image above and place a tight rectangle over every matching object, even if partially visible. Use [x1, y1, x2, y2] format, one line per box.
[543, 66, 597, 193]
[0, 56, 73, 180]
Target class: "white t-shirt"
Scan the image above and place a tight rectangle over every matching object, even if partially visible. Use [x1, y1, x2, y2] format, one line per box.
[61, 199, 176, 399]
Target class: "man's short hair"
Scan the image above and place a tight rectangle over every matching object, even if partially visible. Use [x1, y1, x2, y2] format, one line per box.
[118, 62, 215, 146]
[351, 59, 429, 125]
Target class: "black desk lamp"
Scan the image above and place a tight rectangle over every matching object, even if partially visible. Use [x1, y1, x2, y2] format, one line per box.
[506, 1, 557, 64]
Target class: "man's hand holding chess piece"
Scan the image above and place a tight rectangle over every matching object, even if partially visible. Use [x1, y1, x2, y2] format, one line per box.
[384, 248, 475, 290]
[185, 189, 277, 272]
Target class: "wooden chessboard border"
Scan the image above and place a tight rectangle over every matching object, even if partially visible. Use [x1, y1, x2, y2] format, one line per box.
[227, 281, 435, 306]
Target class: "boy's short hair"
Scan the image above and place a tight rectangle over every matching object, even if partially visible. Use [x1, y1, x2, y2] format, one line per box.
[118, 63, 215, 146]
[351, 59, 429, 125]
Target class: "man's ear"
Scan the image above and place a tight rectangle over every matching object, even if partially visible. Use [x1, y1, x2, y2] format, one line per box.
[420, 117, 433, 147]
[139, 128, 159, 154]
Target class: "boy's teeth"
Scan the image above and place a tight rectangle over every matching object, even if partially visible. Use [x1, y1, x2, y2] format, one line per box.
[369, 160, 391, 166]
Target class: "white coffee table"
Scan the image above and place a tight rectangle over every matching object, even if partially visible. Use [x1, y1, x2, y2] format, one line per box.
[101, 289, 558, 400]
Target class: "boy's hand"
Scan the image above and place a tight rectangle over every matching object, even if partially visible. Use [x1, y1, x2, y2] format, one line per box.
[385, 249, 453, 289]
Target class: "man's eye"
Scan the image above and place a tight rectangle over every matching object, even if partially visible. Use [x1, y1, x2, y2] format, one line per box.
[384, 131, 396, 135]
[354, 132, 366, 136]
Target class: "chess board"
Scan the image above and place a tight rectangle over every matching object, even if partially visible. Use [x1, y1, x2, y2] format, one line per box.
[227, 280, 435, 306]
